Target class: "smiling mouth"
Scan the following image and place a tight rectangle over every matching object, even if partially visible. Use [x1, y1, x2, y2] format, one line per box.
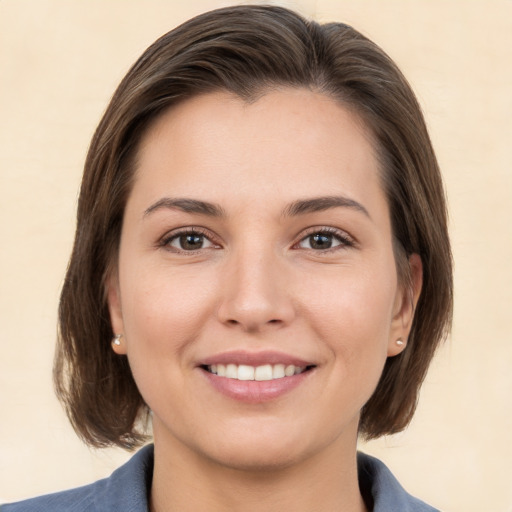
[203, 363, 315, 381]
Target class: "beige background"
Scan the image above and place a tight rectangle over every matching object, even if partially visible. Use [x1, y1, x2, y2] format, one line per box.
[1, 0, 511, 510]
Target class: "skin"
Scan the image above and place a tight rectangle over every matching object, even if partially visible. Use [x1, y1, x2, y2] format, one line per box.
[108, 88, 422, 512]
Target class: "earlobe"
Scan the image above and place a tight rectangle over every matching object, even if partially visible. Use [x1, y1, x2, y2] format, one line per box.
[388, 338, 406, 357]
[111, 333, 126, 355]
[106, 275, 127, 355]
[387, 253, 423, 357]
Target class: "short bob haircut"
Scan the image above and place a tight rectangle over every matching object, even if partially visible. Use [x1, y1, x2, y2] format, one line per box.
[55, 5, 452, 449]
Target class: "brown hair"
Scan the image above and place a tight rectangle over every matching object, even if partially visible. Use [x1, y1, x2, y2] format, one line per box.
[55, 5, 452, 449]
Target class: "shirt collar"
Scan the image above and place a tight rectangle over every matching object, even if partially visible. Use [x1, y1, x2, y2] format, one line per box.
[357, 451, 439, 511]
[101, 445, 438, 512]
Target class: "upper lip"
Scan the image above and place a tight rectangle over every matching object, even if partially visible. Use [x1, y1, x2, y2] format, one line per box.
[199, 350, 315, 368]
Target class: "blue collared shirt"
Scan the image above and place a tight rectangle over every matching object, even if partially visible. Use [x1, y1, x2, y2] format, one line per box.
[1, 445, 439, 511]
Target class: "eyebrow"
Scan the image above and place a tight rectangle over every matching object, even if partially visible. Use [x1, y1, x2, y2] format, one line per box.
[282, 196, 370, 219]
[144, 198, 226, 218]
[143, 195, 370, 220]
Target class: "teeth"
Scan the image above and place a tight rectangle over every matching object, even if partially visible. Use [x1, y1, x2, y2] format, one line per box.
[226, 364, 238, 379]
[237, 365, 255, 380]
[207, 363, 307, 381]
[254, 364, 272, 381]
[272, 364, 285, 379]
[285, 365, 295, 377]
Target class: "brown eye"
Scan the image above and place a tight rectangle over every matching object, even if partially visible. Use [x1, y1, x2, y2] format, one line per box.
[297, 230, 353, 251]
[166, 231, 216, 251]
[179, 234, 204, 250]
[308, 233, 334, 250]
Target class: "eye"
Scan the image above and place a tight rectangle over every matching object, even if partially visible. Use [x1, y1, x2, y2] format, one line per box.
[161, 229, 218, 252]
[296, 229, 354, 251]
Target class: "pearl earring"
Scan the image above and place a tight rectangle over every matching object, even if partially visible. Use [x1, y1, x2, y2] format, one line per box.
[396, 339, 405, 346]
[112, 334, 123, 347]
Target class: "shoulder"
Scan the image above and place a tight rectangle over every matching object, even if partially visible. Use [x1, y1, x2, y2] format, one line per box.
[1, 445, 154, 512]
[358, 452, 440, 512]
[1, 485, 97, 512]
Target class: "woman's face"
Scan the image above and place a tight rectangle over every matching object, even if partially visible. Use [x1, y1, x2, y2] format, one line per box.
[108, 89, 419, 470]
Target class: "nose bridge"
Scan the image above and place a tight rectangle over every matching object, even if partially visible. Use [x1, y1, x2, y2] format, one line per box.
[217, 236, 294, 331]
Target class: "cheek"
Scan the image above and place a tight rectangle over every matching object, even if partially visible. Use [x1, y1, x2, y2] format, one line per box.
[286, 266, 397, 437]
[304, 266, 396, 338]
[298, 262, 397, 386]
[118, 260, 209, 349]
[116, 262, 213, 405]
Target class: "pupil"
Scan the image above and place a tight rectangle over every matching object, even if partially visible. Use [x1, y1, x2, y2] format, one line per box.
[311, 233, 332, 249]
[180, 234, 203, 250]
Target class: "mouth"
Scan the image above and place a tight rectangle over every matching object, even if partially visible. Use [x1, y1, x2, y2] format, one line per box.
[202, 363, 315, 381]
[198, 350, 317, 402]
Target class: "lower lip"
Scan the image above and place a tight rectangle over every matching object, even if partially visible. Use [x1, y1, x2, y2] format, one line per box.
[200, 368, 313, 403]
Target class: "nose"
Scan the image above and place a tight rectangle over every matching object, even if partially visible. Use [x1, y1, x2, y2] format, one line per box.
[216, 247, 296, 333]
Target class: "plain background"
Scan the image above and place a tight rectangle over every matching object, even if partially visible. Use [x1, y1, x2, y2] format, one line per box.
[1, 1, 511, 510]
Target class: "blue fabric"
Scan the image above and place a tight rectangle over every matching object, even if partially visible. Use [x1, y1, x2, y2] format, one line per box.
[357, 452, 440, 511]
[1, 445, 153, 512]
[2, 445, 439, 511]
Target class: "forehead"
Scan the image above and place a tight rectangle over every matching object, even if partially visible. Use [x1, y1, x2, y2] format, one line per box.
[131, 88, 385, 216]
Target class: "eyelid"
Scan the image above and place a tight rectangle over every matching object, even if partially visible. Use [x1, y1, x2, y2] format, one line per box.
[293, 226, 356, 250]
[158, 226, 222, 253]
[156, 225, 355, 254]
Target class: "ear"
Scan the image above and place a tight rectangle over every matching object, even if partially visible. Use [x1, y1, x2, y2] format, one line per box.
[387, 253, 423, 357]
[106, 273, 127, 355]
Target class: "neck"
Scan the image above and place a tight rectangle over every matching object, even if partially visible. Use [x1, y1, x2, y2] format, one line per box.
[150, 433, 367, 512]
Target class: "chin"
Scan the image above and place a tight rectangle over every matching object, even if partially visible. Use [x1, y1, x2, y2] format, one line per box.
[195, 418, 339, 473]
[205, 442, 305, 473]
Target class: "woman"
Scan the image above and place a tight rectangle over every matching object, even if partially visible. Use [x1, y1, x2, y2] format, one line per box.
[2, 5, 452, 512]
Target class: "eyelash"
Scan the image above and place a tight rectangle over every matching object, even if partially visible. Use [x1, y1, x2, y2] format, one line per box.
[293, 226, 355, 253]
[158, 226, 355, 254]
[158, 227, 220, 254]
